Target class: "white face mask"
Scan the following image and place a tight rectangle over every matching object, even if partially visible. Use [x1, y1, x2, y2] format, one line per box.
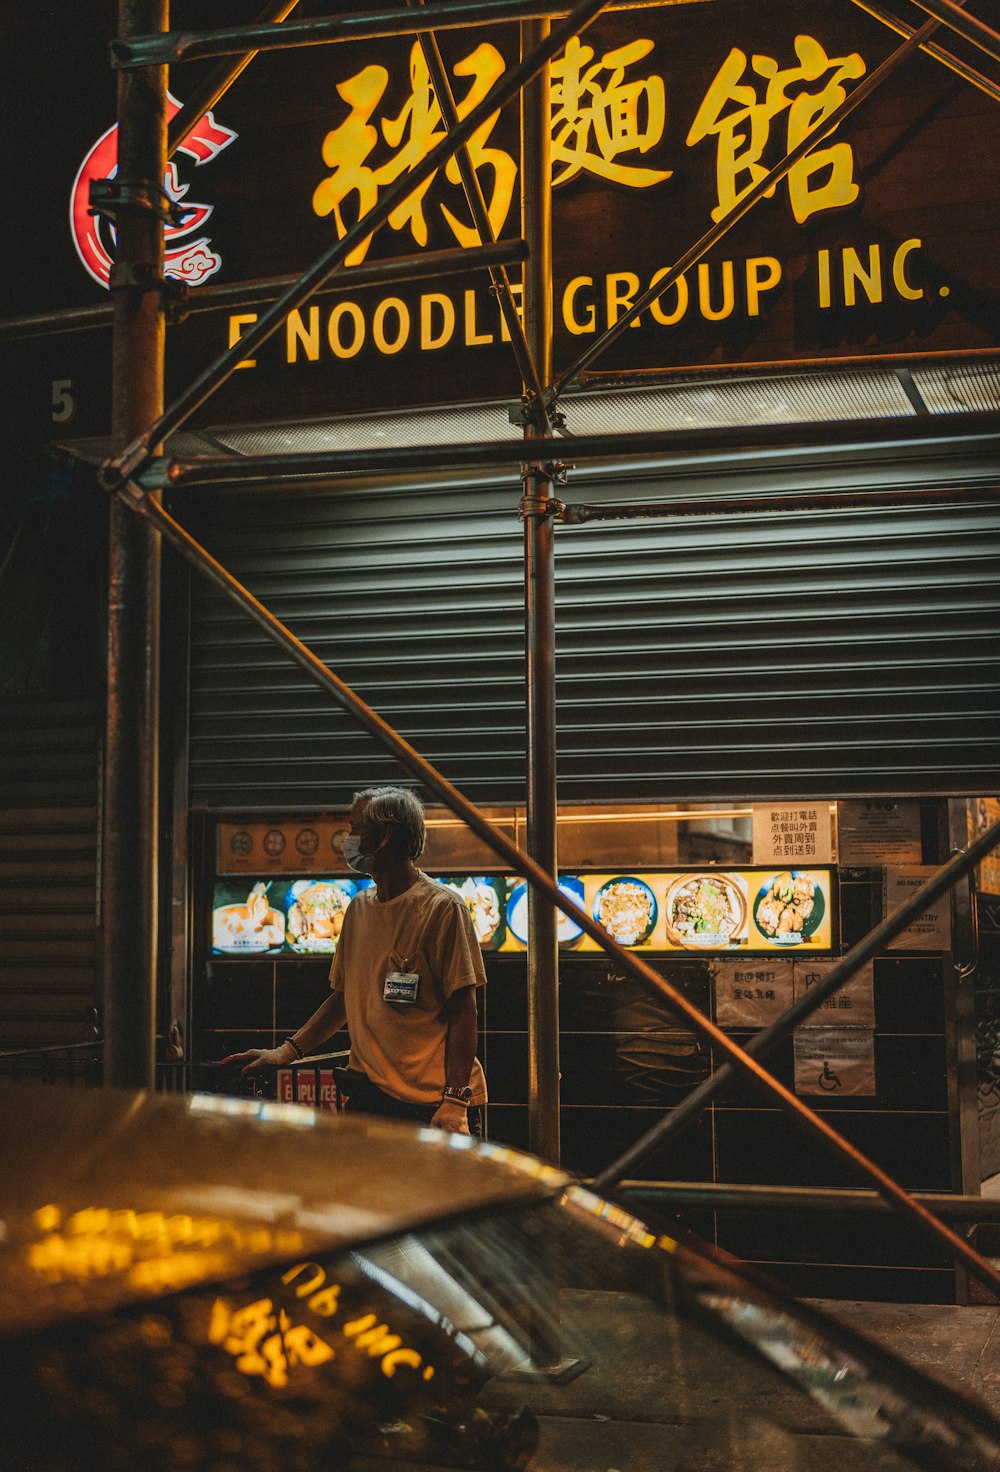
[341, 833, 375, 874]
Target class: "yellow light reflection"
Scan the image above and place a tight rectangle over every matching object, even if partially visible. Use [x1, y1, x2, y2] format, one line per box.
[188, 1093, 318, 1127]
[564, 1184, 663, 1251]
[27, 1202, 305, 1290]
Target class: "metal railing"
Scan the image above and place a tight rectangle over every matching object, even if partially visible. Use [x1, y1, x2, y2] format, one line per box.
[0, 1039, 103, 1089]
[0, 1037, 350, 1106]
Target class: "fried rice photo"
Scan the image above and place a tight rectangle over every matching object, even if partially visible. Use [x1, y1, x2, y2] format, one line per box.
[596, 880, 653, 946]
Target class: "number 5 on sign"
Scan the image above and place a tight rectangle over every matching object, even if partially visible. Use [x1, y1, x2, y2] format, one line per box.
[51, 379, 75, 423]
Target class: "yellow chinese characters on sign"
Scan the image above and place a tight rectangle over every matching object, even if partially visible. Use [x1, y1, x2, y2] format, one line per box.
[550, 36, 671, 188]
[311, 29, 868, 261]
[312, 41, 515, 263]
[686, 34, 865, 223]
[312, 36, 670, 259]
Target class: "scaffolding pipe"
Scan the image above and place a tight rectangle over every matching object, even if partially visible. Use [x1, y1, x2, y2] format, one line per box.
[560, 483, 1000, 521]
[572, 344, 1000, 387]
[905, 0, 1000, 67]
[113, 0, 599, 66]
[107, 476, 1000, 1296]
[850, 0, 1000, 102]
[0, 241, 528, 343]
[619, 1182, 1000, 1221]
[520, 14, 560, 1164]
[594, 828, 1000, 1189]
[552, 13, 943, 395]
[167, 0, 302, 158]
[101, 0, 168, 1091]
[101, 0, 613, 491]
[161, 410, 1000, 486]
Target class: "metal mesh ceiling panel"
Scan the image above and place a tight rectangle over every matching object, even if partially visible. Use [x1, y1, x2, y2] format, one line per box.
[566, 371, 916, 431]
[195, 362, 998, 460]
[911, 362, 1000, 414]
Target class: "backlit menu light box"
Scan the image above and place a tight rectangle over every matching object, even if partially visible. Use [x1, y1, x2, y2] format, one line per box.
[210, 869, 835, 957]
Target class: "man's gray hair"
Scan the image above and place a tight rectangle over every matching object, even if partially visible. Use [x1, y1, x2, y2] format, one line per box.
[355, 786, 426, 858]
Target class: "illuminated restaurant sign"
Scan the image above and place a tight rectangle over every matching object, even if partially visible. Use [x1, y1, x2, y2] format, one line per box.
[13, 0, 997, 432]
[214, 10, 984, 391]
[211, 867, 836, 957]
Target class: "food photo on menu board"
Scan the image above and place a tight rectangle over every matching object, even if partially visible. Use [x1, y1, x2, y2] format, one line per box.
[752, 870, 827, 946]
[504, 876, 586, 949]
[438, 876, 507, 949]
[285, 878, 361, 953]
[211, 877, 369, 956]
[592, 876, 657, 946]
[211, 881, 287, 954]
[663, 872, 746, 948]
[574, 869, 834, 953]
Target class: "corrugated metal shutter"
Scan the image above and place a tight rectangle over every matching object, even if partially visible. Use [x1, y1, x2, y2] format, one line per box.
[0, 699, 100, 1046]
[183, 431, 1000, 809]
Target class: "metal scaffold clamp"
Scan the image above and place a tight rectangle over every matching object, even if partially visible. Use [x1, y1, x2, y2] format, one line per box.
[89, 175, 189, 228]
[90, 176, 192, 318]
[508, 391, 567, 436]
[518, 468, 567, 522]
[99, 434, 154, 497]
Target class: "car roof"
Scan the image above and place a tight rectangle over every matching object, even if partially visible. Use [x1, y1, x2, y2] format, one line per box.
[0, 1082, 567, 1336]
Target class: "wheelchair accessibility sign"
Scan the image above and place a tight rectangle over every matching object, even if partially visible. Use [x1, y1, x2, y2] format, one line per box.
[793, 1027, 876, 1097]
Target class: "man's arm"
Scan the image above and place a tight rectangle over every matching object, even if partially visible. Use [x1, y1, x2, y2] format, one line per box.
[430, 986, 479, 1133]
[222, 989, 348, 1074]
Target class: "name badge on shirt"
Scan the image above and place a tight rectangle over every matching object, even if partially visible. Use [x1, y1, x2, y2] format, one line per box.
[384, 970, 420, 1004]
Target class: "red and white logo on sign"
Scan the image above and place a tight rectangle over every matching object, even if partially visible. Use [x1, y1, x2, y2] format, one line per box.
[69, 92, 238, 290]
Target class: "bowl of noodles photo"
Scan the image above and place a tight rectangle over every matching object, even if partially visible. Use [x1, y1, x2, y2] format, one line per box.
[592, 877, 657, 947]
[664, 872, 747, 949]
[442, 877, 504, 948]
[752, 871, 825, 945]
[286, 879, 356, 953]
[213, 882, 285, 954]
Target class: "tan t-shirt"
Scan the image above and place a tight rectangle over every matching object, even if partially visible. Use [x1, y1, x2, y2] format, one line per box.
[329, 872, 487, 1106]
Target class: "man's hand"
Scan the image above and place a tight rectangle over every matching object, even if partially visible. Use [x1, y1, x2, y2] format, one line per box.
[430, 1098, 472, 1135]
[221, 1042, 296, 1076]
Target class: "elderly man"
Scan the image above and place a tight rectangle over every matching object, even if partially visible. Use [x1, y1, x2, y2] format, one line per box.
[225, 786, 487, 1135]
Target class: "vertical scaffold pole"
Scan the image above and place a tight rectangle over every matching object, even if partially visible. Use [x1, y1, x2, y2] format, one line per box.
[521, 16, 560, 1164]
[101, 0, 168, 1089]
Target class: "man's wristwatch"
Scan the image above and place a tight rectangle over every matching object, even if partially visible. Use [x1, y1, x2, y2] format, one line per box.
[442, 1084, 473, 1105]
